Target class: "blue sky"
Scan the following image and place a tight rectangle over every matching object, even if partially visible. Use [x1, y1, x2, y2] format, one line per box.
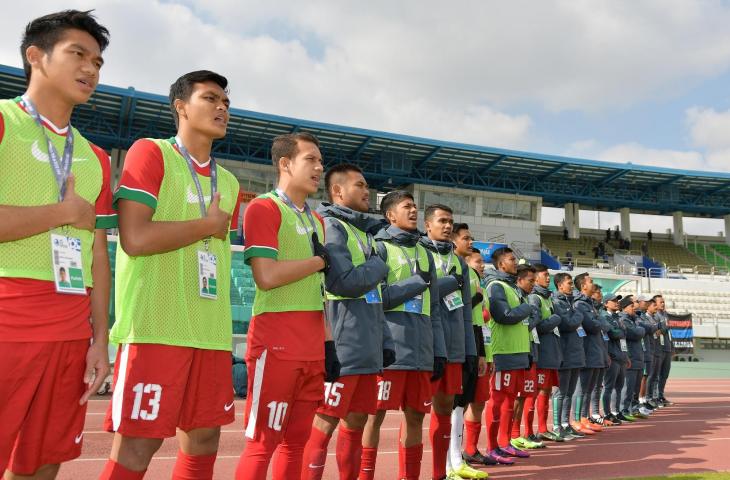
[3, 0, 730, 234]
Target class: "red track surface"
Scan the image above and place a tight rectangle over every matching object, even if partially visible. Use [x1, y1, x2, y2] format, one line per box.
[58, 378, 730, 479]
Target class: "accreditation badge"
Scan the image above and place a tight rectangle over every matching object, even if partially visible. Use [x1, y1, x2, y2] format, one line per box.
[51, 233, 86, 295]
[443, 291, 464, 311]
[198, 250, 218, 299]
[404, 294, 423, 313]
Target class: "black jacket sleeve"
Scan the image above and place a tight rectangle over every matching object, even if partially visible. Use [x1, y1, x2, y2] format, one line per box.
[576, 301, 602, 334]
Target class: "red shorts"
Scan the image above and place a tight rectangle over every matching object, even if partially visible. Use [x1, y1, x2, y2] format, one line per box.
[490, 368, 525, 397]
[103, 344, 234, 438]
[431, 362, 463, 396]
[518, 364, 538, 397]
[473, 367, 491, 403]
[243, 349, 324, 443]
[317, 374, 378, 418]
[376, 370, 433, 414]
[0, 339, 88, 475]
[536, 368, 560, 389]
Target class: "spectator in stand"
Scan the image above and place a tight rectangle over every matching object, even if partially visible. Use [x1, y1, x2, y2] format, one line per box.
[563, 228, 569, 241]
[606, 228, 611, 242]
[614, 227, 620, 241]
[647, 230, 653, 242]
[641, 242, 649, 257]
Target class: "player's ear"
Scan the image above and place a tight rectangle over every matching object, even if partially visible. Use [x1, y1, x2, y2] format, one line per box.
[174, 98, 187, 122]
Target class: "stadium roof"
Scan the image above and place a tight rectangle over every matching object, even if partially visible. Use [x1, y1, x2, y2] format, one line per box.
[2, 63, 730, 218]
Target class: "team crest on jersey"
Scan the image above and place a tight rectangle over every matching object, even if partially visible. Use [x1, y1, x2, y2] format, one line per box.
[31, 140, 88, 163]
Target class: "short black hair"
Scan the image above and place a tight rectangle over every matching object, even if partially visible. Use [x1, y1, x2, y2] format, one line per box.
[652, 294, 663, 301]
[554, 272, 572, 288]
[324, 163, 363, 201]
[491, 247, 513, 268]
[574, 272, 589, 291]
[169, 70, 228, 128]
[21, 10, 110, 82]
[452, 223, 469, 236]
[533, 263, 549, 273]
[424, 204, 453, 221]
[470, 247, 481, 254]
[380, 190, 414, 218]
[270, 132, 320, 173]
[516, 264, 536, 279]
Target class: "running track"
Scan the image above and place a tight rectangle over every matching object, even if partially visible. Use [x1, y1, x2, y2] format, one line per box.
[59, 378, 730, 479]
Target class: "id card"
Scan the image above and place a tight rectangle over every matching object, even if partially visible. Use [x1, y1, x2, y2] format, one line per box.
[553, 326, 561, 337]
[198, 251, 218, 299]
[365, 288, 382, 304]
[443, 291, 464, 311]
[531, 328, 540, 344]
[482, 326, 492, 345]
[51, 233, 86, 295]
[602, 332, 609, 341]
[620, 338, 628, 352]
[576, 326, 587, 338]
[404, 294, 423, 313]
[641, 338, 646, 351]
[659, 334, 665, 346]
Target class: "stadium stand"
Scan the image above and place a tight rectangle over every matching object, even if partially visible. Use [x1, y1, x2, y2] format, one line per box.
[646, 241, 709, 269]
[687, 243, 730, 269]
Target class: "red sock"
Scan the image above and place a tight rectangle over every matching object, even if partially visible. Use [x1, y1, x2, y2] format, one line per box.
[336, 425, 363, 480]
[464, 420, 481, 456]
[523, 395, 537, 437]
[301, 427, 332, 480]
[171, 451, 216, 480]
[537, 392, 550, 433]
[498, 395, 515, 448]
[429, 413, 451, 478]
[403, 443, 423, 480]
[358, 447, 378, 480]
[99, 459, 146, 480]
[510, 409, 521, 439]
[485, 390, 505, 451]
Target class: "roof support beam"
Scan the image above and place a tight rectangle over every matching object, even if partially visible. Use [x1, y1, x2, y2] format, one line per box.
[540, 163, 568, 181]
[415, 146, 442, 169]
[596, 169, 630, 188]
[351, 136, 373, 159]
[479, 155, 507, 176]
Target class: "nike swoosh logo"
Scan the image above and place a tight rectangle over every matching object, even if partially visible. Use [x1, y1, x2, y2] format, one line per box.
[74, 433, 84, 444]
[423, 401, 432, 407]
[186, 185, 211, 204]
[224, 402, 234, 412]
[308, 464, 325, 469]
[31, 140, 89, 163]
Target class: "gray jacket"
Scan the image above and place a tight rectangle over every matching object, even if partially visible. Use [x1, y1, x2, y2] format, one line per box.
[318, 203, 394, 376]
[552, 291, 586, 369]
[375, 225, 446, 371]
[655, 310, 673, 353]
[621, 312, 646, 370]
[604, 310, 628, 364]
[420, 237, 476, 363]
[529, 285, 563, 370]
[574, 292, 607, 369]
[485, 270, 531, 371]
[636, 310, 658, 361]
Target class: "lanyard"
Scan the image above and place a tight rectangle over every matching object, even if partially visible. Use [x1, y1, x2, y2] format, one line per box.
[176, 137, 217, 218]
[21, 95, 74, 201]
[342, 221, 373, 258]
[275, 189, 319, 253]
[430, 239, 453, 275]
[396, 244, 419, 275]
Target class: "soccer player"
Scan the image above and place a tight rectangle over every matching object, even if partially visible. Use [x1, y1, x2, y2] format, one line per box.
[0, 10, 113, 479]
[528, 264, 563, 443]
[509, 264, 544, 451]
[635, 295, 658, 416]
[601, 293, 627, 425]
[235, 132, 337, 480]
[360, 190, 445, 480]
[484, 247, 533, 464]
[300, 164, 393, 480]
[653, 295, 674, 406]
[101, 71, 240, 480]
[445, 227, 488, 479]
[618, 296, 646, 422]
[571, 273, 605, 433]
[551, 273, 586, 440]
[590, 285, 612, 425]
[420, 206, 477, 480]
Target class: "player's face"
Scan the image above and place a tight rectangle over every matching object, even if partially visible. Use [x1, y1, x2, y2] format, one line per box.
[179, 81, 230, 139]
[656, 296, 665, 311]
[535, 270, 550, 288]
[467, 252, 484, 276]
[592, 290, 603, 302]
[387, 197, 418, 231]
[499, 252, 518, 275]
[624, 303, 636, 315]
[452, 229, 474, 256]
[581, 275, 594, 293]
[425, 209, 453, 242]
[27, 28, 103, 106]
[638, 300, 649, 311]
[647, 302, 657, 314]
[557, 277, 573, 295]
[286, 141, 323, 195]
[336, 171, 370, 213]
[606, 299, 619, 311]
[517, 271, 535, 294]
